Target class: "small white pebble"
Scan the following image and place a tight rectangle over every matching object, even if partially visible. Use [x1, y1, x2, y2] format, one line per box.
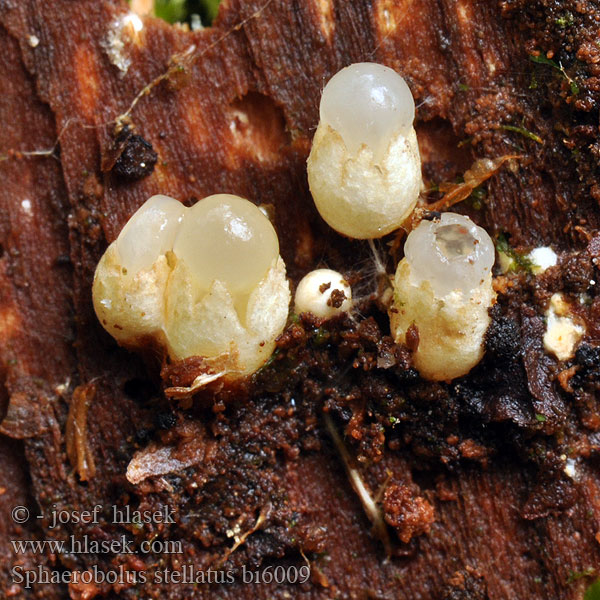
[190, 14, 204, 31]
[527, 246, 557, 274]
[103, 13, 143, 75]
[294, 269, 352, 319]
[543, 293, 584, 361]
[21, 199, 33, 215]
[28, 35, 39, 48]
[564, 458, 577, 480]
[54, 378, 71, 396]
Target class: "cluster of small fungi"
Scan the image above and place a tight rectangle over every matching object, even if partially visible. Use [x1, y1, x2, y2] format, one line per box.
[93, 61, 575, 386]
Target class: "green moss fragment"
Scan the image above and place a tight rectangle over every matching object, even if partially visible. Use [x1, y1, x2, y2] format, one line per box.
[530, 54, 560, 69]
[152, 0, 221, 26]
[529, 71, 538, 89]
[313, 327, 330, 346]
[496, 233, 534, 274]
[154, 0, 187, 23]
[555, 12, 574, 28]
[583, 585, 600, 600]
[500, 124, 543, 145]
[529, 53, 579, 96]
[468, 185, 486, 210]
[569, 79, 580, 96]
[568, 567, 596, 585]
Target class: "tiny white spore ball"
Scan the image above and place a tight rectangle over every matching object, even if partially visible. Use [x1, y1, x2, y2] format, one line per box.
[390, 213, 496, 381]
[307, 62, 422, 239]
[295, 269, 352, 319]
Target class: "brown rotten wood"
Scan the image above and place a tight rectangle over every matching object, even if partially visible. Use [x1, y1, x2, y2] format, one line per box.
[1, 0, 600, 598]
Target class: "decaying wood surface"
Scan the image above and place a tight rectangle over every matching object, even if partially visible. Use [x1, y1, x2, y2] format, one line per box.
[1, 0, 600, 598]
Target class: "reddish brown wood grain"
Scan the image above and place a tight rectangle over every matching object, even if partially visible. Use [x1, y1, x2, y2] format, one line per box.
[1, 0, 600, 598]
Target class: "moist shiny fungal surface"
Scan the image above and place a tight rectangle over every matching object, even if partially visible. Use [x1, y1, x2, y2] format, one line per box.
[116, 195, 185, 275]
[404, 213, 495, 296]
[93, 194, 289, 375]
[173, 194, 279, 298]
[320, 62, 415, 159]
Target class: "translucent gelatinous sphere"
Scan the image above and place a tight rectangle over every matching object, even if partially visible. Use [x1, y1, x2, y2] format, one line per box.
[173, 194, 279, 297]
[320, 62, 415, 158]
[404, 213, 494, 296]
[116, 195, 185, 275]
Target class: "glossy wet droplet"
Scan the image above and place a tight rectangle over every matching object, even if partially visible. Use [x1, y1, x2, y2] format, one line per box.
[173, 194, 279, 297]
[116, 194, 185, 275]
[320, 62, 415, 159]
[404, 213, 494, 296]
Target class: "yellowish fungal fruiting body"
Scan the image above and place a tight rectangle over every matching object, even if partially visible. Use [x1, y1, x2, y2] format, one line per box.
[307, 62, 422, 239]
[294, 269, 352, 319]
[93, 194, 290, 378]
[390, 213, 496, 381]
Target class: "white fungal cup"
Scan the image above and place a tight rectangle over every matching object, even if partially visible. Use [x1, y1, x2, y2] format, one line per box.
[307, 62, 422, 239]
[390, 213, 496, 381]
[93, 194, 291, 379]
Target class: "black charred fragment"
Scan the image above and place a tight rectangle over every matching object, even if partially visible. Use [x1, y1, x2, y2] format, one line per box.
[454, 305, 535, 428]
[520, 308, 567, 422]
[155, 411, 177, 430]
[572, 343, 600, 386]
[485, 313, 522, 362]
[575, 343, 600, 370]
[112, 134, 158, 181]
